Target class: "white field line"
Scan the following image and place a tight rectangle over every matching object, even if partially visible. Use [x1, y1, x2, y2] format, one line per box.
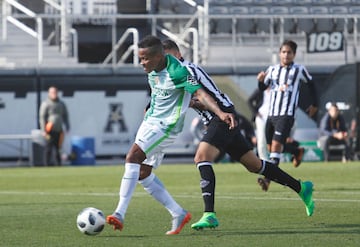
[0, 191, 359, 203]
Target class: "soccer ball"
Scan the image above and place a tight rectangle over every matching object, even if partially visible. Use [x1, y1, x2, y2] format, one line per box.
[76, 207, 105, 235]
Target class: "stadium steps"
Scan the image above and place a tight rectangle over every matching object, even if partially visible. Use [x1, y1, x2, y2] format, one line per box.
[0, 24, 79, 68]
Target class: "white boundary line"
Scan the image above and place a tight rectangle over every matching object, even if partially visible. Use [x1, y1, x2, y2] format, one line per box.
[0, 191, 359, 203]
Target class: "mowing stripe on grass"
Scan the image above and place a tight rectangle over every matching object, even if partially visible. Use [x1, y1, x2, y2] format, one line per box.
[0, 190, 359, 203]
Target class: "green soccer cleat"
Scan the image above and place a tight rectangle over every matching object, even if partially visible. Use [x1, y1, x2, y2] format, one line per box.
[191, 212, 219, 230]
[298, 181, 315, 216]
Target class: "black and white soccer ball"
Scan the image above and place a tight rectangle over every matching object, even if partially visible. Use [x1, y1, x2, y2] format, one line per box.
[76, 207, 105, 235]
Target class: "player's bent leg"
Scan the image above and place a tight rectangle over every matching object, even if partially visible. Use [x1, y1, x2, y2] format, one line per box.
[191, 212, 219, 230]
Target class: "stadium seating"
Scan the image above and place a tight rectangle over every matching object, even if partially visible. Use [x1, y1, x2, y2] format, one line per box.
[231, 7, 257, 34]
[289, 6, 316, 33]
[210, 6, 232, 34]
[249, 6, 270, 33]
[270, 6, 296, 34]
[290, 0, 313, 5]
[332, 0, 352, 4]
[329, 6, 350, 33]
[309, 6, 334, 33]
[2, 0, 360, 67]
[205, 0, 358, 35]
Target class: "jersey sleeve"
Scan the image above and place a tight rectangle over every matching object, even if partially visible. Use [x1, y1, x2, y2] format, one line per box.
[166, 54, 202, 94]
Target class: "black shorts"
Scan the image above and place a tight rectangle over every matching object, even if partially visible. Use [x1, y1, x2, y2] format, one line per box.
[201, 116, 253, 161]
[265, 116, 294, 145]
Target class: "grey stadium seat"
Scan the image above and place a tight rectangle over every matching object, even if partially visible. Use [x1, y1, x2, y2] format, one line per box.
[249, 6, 270, 33]
[329, 6, 350, 33]
[290, 0, 313, 5]
[230, 6, 257, 34]
[311, 0, 333, 5]
[233, 0, 253, 4]
[331, 0, 352, 4]
[270, 6, 296, 34]
[251, 0, 273, 5]
[310, 6, 334, 32]
[349, 6, 360, 33]
[290, 6, 316, 33]
[210, 6, 232, 34]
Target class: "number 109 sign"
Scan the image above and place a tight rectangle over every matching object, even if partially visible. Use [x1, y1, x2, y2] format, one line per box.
[307, 32, 344, 53]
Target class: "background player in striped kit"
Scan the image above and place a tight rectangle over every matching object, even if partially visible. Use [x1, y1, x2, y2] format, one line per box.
[163, 39, 315, 230]
[247, 88, 305, 168]
[257, 40, 318, 191]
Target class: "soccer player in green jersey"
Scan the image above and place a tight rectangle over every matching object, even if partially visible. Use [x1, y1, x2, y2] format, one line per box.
[106, 35, 236, 235]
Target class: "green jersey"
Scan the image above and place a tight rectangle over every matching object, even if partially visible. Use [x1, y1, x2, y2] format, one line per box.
[144, 54, 201, 134]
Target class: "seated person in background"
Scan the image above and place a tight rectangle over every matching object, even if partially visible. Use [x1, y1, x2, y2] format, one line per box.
[318, 102, 351, 162]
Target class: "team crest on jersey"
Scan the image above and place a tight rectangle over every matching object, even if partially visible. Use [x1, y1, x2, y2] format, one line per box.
[154, 76, 160, 84]
[187, 75, 198, 85]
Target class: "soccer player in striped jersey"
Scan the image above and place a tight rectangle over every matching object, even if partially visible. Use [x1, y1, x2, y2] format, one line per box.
[247, 88, 305, 167]
[163, 39, 315, 231]
[106, 35, 236, 235]
[257, 40, 318, 191]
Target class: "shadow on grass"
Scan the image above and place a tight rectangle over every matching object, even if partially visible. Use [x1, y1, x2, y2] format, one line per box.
[90, 223, 360, 241]
[100, 234, 148, 238]
[186, 224, 360, 236]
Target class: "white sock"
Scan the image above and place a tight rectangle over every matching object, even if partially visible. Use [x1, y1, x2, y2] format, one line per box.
[139, 173, 183, 217]
[114, 163, 140, 219]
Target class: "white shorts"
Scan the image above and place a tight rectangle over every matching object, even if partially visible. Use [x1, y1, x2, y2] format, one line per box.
[135, 121, 177, 169]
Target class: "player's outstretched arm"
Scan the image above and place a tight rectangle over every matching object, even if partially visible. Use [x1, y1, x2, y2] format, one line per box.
[193, 88, 237, 129]
[257, 71, 268, 91]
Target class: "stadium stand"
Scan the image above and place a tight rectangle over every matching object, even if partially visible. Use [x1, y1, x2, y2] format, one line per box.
[1, 0, 360, 67]
[248, 6, 270, 34]
[310, 6, 334, 33]
[230, 7, 257, 34]
[289, 6, 316, 34]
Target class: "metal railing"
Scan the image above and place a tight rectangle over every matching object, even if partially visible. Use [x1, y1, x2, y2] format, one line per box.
[42, 0, 78, 58]
[103, 27, 139, 66]
[1, 0, 79, 65]
[2, 12, 360, 67]
[2, 0, 43, 64]
[158, 27, 199, 65]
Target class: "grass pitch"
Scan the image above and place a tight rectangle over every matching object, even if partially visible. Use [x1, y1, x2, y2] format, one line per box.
[0, 161, 359, 247]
